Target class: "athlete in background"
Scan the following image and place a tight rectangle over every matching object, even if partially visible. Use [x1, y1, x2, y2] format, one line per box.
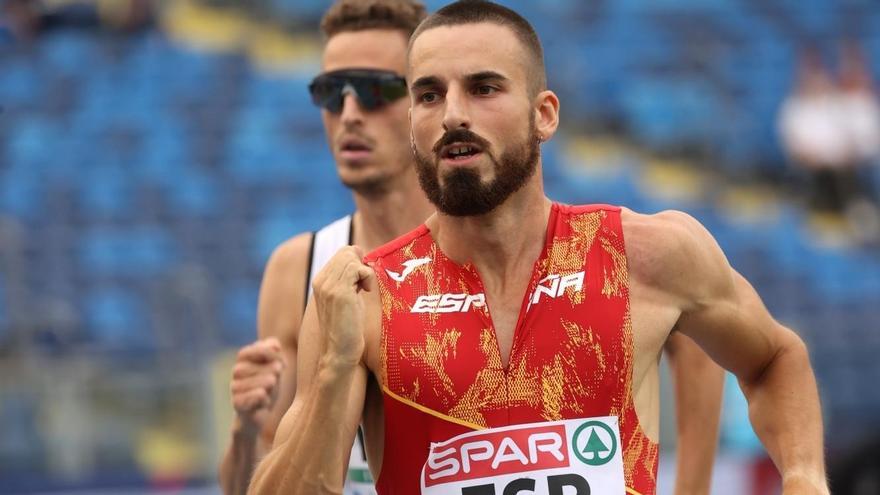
[222, 1, 725, 494]
[218, 2, 432, 494]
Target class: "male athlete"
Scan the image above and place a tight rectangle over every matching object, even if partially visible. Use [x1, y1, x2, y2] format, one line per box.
[234, 2, 727, 495]
[218, 2, 434, 494]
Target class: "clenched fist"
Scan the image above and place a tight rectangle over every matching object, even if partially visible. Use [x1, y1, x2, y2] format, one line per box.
[311, 246, 375, 367]
[230, 337, 285, 437]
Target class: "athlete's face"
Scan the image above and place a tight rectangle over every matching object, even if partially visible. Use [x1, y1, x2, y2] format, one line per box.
[408, 22, 552, 216]
[321, 29, 413, 197]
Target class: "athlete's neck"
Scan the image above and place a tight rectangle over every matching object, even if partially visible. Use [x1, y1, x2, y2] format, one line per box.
[428, 167, 551, 285]
[350, 172, 434, 252]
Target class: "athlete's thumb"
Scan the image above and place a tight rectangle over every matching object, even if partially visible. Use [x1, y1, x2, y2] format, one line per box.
[357, 264, 375, 293]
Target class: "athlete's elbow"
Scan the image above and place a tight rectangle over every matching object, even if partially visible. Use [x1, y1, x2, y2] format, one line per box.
[248, 451, 345, 495]
[774, 326, 812, 376]
[740, 325, 812, 393]
[246, 451, 286, 495]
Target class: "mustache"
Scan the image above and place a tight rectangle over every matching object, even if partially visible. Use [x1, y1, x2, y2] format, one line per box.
[432, 128, 491, 155]
[338, 126, 377, 148]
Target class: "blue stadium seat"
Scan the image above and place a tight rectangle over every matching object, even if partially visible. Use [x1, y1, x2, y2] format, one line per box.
[76, 168, 137, 219]
[269, 0, 326, 20]
[620, 79, 719, 148]
[136, 123, 192, 182]
[0, 167, 43, 220]
[78, 227, 177, 278]
[40, 30, 99, 76]
[83, 286, 154, 349]
[0, 60, 42, 107]
[163, 169, 222, 217]
[0, 280, 7, 343]
[220, 283, 259, 347]
[7, 117, 59, 169]
[250, 185, 352, 264]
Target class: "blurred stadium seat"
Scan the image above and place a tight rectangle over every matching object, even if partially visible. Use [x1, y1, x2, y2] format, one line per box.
[83, 285, 153, 349]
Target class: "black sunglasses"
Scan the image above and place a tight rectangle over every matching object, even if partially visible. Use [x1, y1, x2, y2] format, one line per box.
[308, 68, 408, 113]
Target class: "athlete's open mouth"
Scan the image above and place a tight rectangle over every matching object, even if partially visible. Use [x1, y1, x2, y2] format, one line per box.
[440, 142, 483, 161]
[340, 136, 373, 153]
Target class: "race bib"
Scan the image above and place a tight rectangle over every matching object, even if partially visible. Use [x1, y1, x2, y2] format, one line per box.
[421, 417, 624, 495]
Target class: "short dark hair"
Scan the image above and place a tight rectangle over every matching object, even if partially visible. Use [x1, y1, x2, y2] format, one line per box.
[409, 0, 546, 95]
[321, 0, 427, 40]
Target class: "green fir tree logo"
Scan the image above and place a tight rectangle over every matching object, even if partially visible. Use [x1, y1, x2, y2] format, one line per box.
[573, 420, 618, 466]
[582, 428, 609, 460]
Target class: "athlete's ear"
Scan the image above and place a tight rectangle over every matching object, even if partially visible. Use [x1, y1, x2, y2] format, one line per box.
[534, 90, 560, 143]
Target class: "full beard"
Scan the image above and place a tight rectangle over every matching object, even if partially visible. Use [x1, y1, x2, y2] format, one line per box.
[414, 122, 540, 217]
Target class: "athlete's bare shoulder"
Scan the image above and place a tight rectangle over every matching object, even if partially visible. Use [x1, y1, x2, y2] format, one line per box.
[257, 232, 314, 348]
[265, 232, 313, 277]
[620, 208, 731, 310]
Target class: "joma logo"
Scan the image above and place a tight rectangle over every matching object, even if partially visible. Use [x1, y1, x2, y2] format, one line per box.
[530, 271, 585, 306]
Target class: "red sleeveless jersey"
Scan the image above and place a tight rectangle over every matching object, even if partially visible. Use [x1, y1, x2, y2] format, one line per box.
[364, 204, 658, 495]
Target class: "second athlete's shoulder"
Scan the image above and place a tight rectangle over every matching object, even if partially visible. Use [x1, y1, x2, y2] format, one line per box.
[257, 231, 314, 344]
[265, 231, 314, 277]
[266, 212, 350, 272]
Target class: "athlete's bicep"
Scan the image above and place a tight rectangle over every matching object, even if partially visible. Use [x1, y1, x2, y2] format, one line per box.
[639, 211, 781, 380]
[674, 240, 785, 383]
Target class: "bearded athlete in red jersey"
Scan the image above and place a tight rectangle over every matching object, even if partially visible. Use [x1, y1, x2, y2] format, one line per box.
[248, 2, 829, 495]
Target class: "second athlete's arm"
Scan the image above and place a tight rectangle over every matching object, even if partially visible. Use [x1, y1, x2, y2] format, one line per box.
[219, 234, 311, 495]
[664, 332, 724, 495]
[248, 247, 376, 494]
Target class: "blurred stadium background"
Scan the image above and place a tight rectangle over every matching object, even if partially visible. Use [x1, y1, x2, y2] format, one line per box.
[1, 0, 879, 493]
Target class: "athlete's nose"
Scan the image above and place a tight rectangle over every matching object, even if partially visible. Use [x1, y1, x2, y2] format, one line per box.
[441, 86, 471, 131]
[340, 92, 364, 126]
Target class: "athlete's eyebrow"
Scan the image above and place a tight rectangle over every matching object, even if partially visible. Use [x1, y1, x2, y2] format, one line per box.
[410, 75, 442, 92]
[465, 71, 508, 85]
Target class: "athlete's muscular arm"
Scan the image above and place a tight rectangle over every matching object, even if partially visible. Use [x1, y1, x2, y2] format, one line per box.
[655, 211, 828, 494]
[664, 332, 724, 495]
[248, 247, 376, 495]
[219, 234, 311, 495]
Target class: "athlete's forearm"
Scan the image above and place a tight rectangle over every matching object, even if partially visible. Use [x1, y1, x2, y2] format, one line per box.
[739, 330, 828, 494]
[666, 334, 724, 495]
[248, 359, 361, 495]
[220, 420, 264, 495]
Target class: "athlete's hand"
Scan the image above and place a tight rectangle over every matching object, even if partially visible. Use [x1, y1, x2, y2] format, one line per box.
[230, 337, 285, 437]
[311, 246, 375, 367]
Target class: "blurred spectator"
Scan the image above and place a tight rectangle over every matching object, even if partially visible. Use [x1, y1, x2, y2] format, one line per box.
[1, 0, 100, 41]
[837, 40, 880, 241]
[778, 42, 880, 237]
[839, 41, 880, 168]
[0, 0, 155, 42]
[778, 47, 855, 215]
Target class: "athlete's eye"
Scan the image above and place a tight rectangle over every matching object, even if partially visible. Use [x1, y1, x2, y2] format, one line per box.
[475, 85, 497, 96]
[420, 91, 440, 103]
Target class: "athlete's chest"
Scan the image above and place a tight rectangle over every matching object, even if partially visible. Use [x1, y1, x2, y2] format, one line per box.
[378, 208, 632, 426]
